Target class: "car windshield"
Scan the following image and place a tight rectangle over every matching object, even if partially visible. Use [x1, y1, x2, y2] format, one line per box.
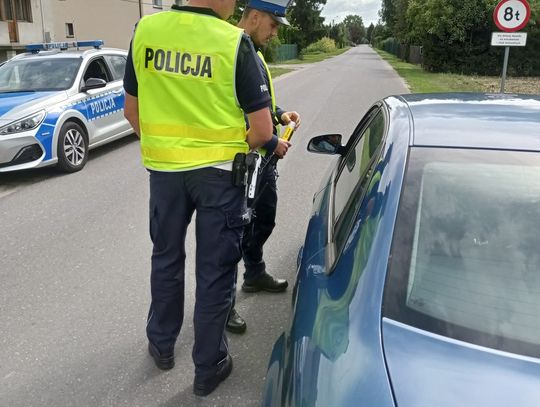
[0, 58, 81, 92]
[384, 147, 540, 358]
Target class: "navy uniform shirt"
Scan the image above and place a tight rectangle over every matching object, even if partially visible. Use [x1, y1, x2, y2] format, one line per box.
[254, 47, 288, 155]
[123, 5, 271, 117]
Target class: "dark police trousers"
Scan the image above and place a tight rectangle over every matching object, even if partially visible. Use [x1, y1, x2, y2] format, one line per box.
[147, 167, 248, 380]
[242, 160, 278, 281]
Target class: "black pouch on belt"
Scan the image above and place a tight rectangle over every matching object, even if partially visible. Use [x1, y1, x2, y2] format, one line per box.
[232, 152, 247, 186]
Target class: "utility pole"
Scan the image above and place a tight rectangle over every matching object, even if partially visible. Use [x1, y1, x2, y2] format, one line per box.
[138, 0, 143, 18]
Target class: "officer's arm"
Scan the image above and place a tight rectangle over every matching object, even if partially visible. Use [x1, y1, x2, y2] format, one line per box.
[246, 107, 272, 149]
[236, 35, 272, 149]
[124, 93, 140, 138]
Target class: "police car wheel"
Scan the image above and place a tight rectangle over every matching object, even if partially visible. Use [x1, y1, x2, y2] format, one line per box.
[57, 122, 88, 173]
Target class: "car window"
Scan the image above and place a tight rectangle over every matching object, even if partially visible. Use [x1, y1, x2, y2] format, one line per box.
[333, 111, 385, 232]
[384, 147, 540, 358]
[83, 58, 112, 83]
[0, 58, 81, 92]
[105, 55, 127, 81]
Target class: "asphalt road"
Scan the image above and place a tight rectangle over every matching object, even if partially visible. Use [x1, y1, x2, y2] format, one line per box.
[0, 45, 408, 407]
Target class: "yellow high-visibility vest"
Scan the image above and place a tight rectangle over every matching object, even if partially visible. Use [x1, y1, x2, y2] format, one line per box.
[133, 10, 248, 171]
[257, 51, 276, 113]
[256, 51, 280, 156]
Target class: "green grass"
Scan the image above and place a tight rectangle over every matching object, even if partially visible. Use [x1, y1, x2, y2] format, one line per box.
[375, 49, 497, 93]
[278, 47, 351, 65]
[269, 67, 294, 78]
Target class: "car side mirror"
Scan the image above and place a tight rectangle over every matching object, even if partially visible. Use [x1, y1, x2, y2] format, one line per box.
[81, 77, 106, 92]
[307, 134, 345, 155]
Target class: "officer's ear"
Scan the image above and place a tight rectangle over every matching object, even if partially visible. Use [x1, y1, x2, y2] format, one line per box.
[252, 9, 262, 27]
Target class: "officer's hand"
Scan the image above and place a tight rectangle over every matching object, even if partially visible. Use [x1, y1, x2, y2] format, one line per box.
[281, 111, 301, 129]
[274, 138, 291, 159]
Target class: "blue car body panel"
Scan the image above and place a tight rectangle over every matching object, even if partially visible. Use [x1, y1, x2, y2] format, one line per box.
[263, 94, 540, 406]
[0, 91, 58, 117]
[264, 97, 412, 406]
[383, 318, 540, 407]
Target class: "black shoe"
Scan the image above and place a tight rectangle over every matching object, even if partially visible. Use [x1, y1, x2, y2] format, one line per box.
[193, 355, 233, 397]
[242, 272, 288, 293]
[148, 342, 175, 370]
[226, 308, 247, 334]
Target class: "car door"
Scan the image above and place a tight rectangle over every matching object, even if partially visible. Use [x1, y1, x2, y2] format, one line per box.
[103, 54, 132, 136]
[80, 56, 125, 144]
[283, 107, 392, 406]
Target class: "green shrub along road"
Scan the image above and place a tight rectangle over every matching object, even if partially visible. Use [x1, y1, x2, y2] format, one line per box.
[376, 49, 540, 94]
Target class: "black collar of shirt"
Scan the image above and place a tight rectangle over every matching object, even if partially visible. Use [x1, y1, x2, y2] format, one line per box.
[171, 5, 221, 19]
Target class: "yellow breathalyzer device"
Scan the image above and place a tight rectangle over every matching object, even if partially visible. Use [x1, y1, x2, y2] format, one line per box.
[281, 121, 296, 141]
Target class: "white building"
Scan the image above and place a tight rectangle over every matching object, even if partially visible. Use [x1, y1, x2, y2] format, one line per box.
[0, 0, 183, 61]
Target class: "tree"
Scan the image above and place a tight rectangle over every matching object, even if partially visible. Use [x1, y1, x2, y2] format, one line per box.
[380, 0, 410, 41]
[289, 0, 327, 49]
[342, 14, 365, 44]
[405, 0, 540, 75]
[326, 22, 348, 48]
[372, 23, 392, 46]
[366, 23, 375, 44]
[229, 0, 246, 25]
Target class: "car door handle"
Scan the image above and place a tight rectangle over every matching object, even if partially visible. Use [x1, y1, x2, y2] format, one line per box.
[112, 89, 123, 94]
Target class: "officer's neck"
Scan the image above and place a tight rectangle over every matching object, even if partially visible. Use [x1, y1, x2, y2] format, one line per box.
[186, 0, 227, 19]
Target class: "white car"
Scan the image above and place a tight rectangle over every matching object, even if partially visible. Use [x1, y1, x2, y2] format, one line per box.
[0, 40, 133, 173]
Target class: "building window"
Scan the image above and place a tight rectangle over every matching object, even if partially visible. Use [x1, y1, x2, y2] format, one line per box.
[153, 0, 162, 8]
[65, 23, 74, 38]
[1, 0, 32, 22]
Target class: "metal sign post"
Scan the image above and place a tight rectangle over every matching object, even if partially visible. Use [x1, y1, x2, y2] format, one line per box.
[500, 46, 510, 93]
[492, 0, 531, 93]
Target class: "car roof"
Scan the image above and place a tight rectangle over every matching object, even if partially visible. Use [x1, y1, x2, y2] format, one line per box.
[394, 93, 540, 152]
[10, 47, 127, 61]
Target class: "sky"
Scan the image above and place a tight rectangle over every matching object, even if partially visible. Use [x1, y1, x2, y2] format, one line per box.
[320, 0, 382, 27]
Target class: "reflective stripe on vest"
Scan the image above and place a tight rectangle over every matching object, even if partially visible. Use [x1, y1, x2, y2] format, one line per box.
[133, 11, 248, 170]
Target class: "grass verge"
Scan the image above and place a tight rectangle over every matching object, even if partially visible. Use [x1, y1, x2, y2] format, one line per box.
[278, 47, 351, 65]
[269, 67, 294, 78]
[375, 49, 540, 94]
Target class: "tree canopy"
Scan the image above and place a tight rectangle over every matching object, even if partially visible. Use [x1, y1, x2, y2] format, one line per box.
[343, 14, 365, 44]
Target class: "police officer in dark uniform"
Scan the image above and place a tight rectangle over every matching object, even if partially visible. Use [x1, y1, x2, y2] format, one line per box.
[123, 0, 272, 396]
[226, 0, 301, 333]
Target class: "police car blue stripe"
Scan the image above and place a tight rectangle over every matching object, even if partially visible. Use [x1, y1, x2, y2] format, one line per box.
[59, 91, 125, 122]
[36, 112, 62, 161]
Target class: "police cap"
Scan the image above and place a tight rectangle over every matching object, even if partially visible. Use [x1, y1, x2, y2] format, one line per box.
[246, 0, 292, 26]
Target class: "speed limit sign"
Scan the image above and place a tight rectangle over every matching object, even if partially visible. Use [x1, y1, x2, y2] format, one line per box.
[493, 0, 531, 32]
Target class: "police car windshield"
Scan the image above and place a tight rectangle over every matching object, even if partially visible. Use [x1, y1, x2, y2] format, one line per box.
[0, 58, 81, 92]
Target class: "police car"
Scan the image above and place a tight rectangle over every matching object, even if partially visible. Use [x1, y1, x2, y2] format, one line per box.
[0, 40, 132, 173]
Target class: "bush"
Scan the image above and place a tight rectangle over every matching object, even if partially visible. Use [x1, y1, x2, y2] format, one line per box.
[304, 37, 336, 54]
[262, 36, 281, 63]
[421, 30, 540, 76]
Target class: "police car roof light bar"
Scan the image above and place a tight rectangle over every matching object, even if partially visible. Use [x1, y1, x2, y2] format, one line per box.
[25, 40, 104, 54]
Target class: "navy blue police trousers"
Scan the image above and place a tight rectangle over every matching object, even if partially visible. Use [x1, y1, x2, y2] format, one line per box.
[242, 161, 278, 281]
[146, 167, 248, 380]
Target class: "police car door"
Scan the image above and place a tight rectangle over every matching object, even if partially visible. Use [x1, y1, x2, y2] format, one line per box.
[103, 54, 131, 136]
[80, 57, 124, 143]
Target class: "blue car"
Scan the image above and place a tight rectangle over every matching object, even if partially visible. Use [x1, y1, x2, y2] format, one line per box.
[263, 93, 540, 407]
[0, 41, 132, 173]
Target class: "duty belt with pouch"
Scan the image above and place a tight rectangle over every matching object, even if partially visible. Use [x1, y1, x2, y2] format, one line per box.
[232, 151, 262, 220]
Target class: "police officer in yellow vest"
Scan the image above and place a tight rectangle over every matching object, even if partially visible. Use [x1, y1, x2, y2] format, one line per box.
[123, 0, 273, 397]
[225, 0, 301, 333]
